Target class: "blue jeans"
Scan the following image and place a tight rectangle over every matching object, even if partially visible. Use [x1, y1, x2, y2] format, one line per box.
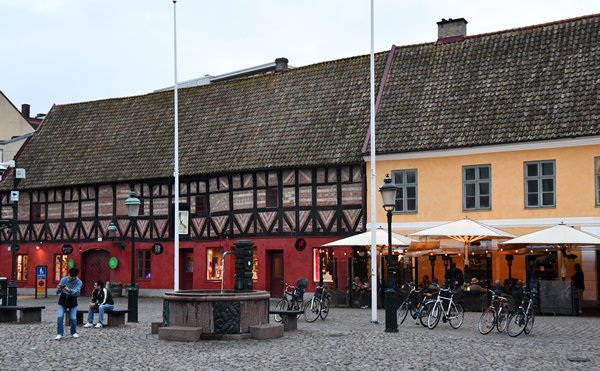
[87, 304, 114, 325]
[57, 305, 77, 336]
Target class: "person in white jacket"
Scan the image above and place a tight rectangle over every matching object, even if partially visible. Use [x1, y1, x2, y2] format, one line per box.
[83, 280, 114, 328]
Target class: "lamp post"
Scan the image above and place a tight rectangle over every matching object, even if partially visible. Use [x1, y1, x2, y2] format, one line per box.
[429, 255, 437, 281]
[8, 164, 25, 306]
[125, 192, 140, 322]
[505, 254, 514, 281]
[379, 174, 398, 333]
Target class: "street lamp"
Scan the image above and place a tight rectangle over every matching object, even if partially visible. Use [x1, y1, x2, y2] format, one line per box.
[124, 191, 140, 322]
[379, 174, 398, 333]
[8, 163, 25, 306]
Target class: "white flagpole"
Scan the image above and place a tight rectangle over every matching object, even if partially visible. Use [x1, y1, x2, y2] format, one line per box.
[173, 0, 180, 291]
[369, 0, 378, 323]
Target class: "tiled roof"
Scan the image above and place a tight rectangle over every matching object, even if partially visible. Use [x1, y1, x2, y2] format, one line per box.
[7, 53, 388, 189]
[374, 14, 600, 154]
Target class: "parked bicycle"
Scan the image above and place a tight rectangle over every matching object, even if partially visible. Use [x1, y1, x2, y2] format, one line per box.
[303, 283, 331, 322]
[478, 289, 509, 334]
[396, 283, 435, 327]
[507, 288, 537, 337]
[427, 285, 464, 329]
[273, 278, 308, 323]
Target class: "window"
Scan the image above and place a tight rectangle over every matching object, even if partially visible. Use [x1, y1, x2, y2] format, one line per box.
[195, 195, 208, 214]
[207, 248, 223, 280]
[524, 161, 555, 207]
[463, 165, 491, 210]
[313, 247, 334, 282]
[137, 250, 151, 279]
[54, 255, 69, 281]
[252, 248, 258, 280]
[32, 204, 43, 222]
[266, 188, 278, 208]
[392, 170, 417, 212]
[17, 255, 28, 281]
[596, 157, 600, 206]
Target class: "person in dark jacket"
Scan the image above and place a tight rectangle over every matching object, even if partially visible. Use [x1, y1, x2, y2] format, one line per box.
[571, 263, 585, 314]
[83, 280, 114, 328]
[56, 267, 83, 340]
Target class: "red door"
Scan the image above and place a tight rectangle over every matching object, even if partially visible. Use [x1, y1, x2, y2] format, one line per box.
[82, 249, 110, 296]
[269, 251, 284, 298]
[180, 249, 193, 290]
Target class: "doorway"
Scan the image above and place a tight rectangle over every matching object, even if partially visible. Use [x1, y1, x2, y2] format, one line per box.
[180, 248, 194, 290]
[268, 251, 283, 298]
[82, 249, 110, 296]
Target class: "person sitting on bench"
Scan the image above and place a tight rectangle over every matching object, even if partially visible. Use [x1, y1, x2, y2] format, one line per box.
[84, 280, 114, 329]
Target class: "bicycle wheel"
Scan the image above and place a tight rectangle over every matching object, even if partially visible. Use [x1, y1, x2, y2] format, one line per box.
[478, 307, 496, 335]
[507, 309, 527, 337]
[524, 310, 535, 334]
[418, 301, 433, 327]
[303, 298, 321, 322]
[397, 301, 410, 325]
[448, 302, 464, 329]
[319, 296, 330, 320]
[427, 302, 441, 329]
[273, 298, 288, 322]
[496, 307, 508, 333]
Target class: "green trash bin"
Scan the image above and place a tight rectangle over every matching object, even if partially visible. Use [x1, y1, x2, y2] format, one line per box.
[0, 277, 7, 306]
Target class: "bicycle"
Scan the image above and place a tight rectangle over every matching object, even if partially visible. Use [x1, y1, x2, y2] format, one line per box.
[303, 283, 331, 322]
[478, 290, 509, 334]
[273, 278, 307, 323]
[396, 283, 435, 327]
[507, 288, 537, 337]
[426, 286, 464, 330]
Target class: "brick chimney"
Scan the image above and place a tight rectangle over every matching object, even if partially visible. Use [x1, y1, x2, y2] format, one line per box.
[436, 18, 467, 44]
[21, 104, 31, 119]
[275, 57, 289, 73]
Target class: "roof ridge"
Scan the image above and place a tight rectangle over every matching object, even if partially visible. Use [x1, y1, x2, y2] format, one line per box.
[465, 12, 600, 41]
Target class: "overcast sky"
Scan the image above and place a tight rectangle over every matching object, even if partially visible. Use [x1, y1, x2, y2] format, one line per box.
[1, 1, 598, 117]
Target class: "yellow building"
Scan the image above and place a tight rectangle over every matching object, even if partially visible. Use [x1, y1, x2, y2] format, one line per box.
[365, 15, 599, 307]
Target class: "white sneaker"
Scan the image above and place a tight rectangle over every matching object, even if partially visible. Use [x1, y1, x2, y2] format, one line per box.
[72, 333, 79, 338]
[83, 322, 93, 328]
[94, 323, 103, 328]
[54, 335, 63, 340]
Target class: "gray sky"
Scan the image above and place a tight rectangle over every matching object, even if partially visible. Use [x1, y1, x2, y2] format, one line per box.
[1, 1, 598, 117]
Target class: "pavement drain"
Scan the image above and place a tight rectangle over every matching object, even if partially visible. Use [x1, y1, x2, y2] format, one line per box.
[567, 357, 591, 363]
[327, 332, 346, 337]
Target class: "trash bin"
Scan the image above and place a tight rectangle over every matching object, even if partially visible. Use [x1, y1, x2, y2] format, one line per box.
[0, 277, 7, 306]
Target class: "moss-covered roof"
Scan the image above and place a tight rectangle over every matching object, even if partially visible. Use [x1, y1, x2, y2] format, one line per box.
[8, 53, 388, 189]
[374, 14, 600, 154]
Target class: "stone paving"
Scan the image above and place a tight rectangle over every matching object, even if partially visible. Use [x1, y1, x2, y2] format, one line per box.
[0, 295, 598, 370]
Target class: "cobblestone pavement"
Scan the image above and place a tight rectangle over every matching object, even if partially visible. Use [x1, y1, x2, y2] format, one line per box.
[0, 295, 598, 370]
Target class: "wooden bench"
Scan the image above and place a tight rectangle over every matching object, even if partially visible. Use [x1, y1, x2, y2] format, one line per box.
[66, 308, 129, 327]
[0, 306, 46, 323]
[269, 309, 303, 331]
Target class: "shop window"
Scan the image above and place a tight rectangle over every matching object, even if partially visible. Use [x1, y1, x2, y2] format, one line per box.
[17, 255, 28, 281]
[526, 251, 558, 281]
[137, 250, 151, 279]
[313, 247, 334, 282]
[207, 248, 223, 280]
[252, 248, 258, 280]
[54, 255, 69, 281]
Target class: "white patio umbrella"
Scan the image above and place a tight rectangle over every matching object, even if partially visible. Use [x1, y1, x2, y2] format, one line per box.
[409, 217, 515, 267]
[500, 223, 600, 279]
[323, 227, 414, 247]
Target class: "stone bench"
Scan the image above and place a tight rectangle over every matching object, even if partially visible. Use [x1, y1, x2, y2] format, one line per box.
[0, 306, 46, 323]
[269, 309, 303, 331]
[66, 309, 129, 327]
[249, 323, 284, 339]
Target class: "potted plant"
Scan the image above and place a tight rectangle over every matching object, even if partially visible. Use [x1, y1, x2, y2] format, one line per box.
[108, 282, 123, 297]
